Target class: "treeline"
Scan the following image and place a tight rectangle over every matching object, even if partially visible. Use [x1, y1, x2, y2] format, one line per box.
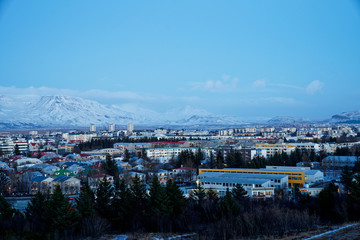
[175, 148, 322, 170]
[0, 179, 316, 240]
[2, 167, 360, 240]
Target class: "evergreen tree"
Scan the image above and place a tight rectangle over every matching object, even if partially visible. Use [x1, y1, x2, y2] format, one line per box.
[194, 147, 203, 167]
[124, 149, 130, 161]
[129, 176, 148, 213]
[95, 177, 114, 220]
[190, 184, 206, 204]
[0, 195, 16, 221]
[149, 176, 169, 215]
[102, 154, 119, 182]
[112, 179, 131, 230]
[25, 191, 48, 233]
[44, 185, 80, 234]
[340, 166, 354, 194]
[0, 172, 9, 196]
[76, 182, 95, 218]
[216, 150, 224, 169]
[347, 174, 360, 221]
[14, 144, 21, 155]
[232, 184, 248, 201]
[226, 151, 235, 168]
[165, 180, 186, 217]
[318, 182, 346, 223]
[209, 151, 215, 168]
[234, 151, 243, 168]
[220, 188, 240, 218]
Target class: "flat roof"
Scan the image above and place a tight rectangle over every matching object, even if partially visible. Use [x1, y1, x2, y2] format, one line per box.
[199, 177, 270, 185]
[199, 172, 287, 180]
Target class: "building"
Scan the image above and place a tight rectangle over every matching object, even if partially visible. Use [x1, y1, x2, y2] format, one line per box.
[28, 176, 54, 195]
[199, 168, 308, 187]
[173, 167, 197, 183]
[255, 143, 296, 158]
[90, 125, 96, 132]
[198, 172, 288, 189]
[88, 174, 114, 191]
[52, 176, 81, 195]
[265, 166, 324, 184]
[149, 169, 173, 185]
[108, 124, 116, 132]
[197, 172, 275, 198]
[322, 156, 360, 170]
[145, 147, 198, 163]
[127, 123, 134, 132]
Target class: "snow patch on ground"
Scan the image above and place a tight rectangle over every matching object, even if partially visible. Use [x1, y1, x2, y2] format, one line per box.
[303, 223, 359, 240]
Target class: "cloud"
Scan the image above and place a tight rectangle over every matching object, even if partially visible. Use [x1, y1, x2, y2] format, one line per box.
[306, 80, 324, 95]
[191, 75, 239, 92]
[252, 79, 266, 88]
[0, 86, 161, 102]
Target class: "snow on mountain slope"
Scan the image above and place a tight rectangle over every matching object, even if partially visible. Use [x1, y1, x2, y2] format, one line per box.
[0, 95, 244, 128]
[331, 110, 360, 123]
[267, 116, 311, 125]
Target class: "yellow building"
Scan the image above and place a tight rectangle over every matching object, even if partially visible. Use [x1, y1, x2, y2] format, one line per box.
[199, 168, 305, 188]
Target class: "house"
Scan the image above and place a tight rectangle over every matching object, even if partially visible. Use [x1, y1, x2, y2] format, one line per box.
[42, 165, 60, 175]
[149, 169, 173, 185]
[119, 171, 146, 182]
[53, 176, 81, 195]
[50, 169, 76, 178]
[173, 167, 197, 183]
[88, 174, 114, 191]
[28, 176, 54, 195]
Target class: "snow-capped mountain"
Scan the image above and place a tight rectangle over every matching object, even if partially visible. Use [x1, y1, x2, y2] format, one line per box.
[0, 95, 244, 129]
[267, 116, 312, 125]
[331, 111, 360, 123]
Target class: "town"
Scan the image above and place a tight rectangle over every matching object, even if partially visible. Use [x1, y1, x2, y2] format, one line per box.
[1, 123, 360, 239]
[1, 123, 359, 198]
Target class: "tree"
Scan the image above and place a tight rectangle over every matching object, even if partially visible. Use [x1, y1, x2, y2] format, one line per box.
[25, 191, 48, 234]
[318, 182, 346, 223]
[194, 147, 203, 167]
[95, 177, 114, 220]
[347, 174, 360, 221]
[220, 188, 240, 218]
[340, 166, 354, 194]
[124, 149, 130, 162]
[0, 172, 10, 196]
[0, 195, 16, 221]
[112, 179, 131, 231]
[76, 182, 95, 218]
[216, 150, 224, 169]
[14, 144, 21, 155]
[232, 184, 248, 201]
[165, 180, 186, 217]
[149, 176, 169, 215]
[190, 184, 206, 204]
[102, 154, 119, 183]
[44, 185, 80, 235]
[209, 151, 215, 168]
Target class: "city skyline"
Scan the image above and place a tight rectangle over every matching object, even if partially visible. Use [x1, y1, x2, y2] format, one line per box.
[1, 1, 360, 120]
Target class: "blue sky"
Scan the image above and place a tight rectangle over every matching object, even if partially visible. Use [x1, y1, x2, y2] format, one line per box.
[0, 0, 359, 120]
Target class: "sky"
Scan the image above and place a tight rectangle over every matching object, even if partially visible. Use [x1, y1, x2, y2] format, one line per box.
[0, 0, 359, 120]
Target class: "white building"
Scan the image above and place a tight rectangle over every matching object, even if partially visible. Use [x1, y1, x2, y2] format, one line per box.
[108, 124, 116, 132]
[198, 171, 288, 189]
[127, 123, 134, 132]
[197, 173, 275, 198]
[90, 125, 96, 132]
[145, 147, 198, 163]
